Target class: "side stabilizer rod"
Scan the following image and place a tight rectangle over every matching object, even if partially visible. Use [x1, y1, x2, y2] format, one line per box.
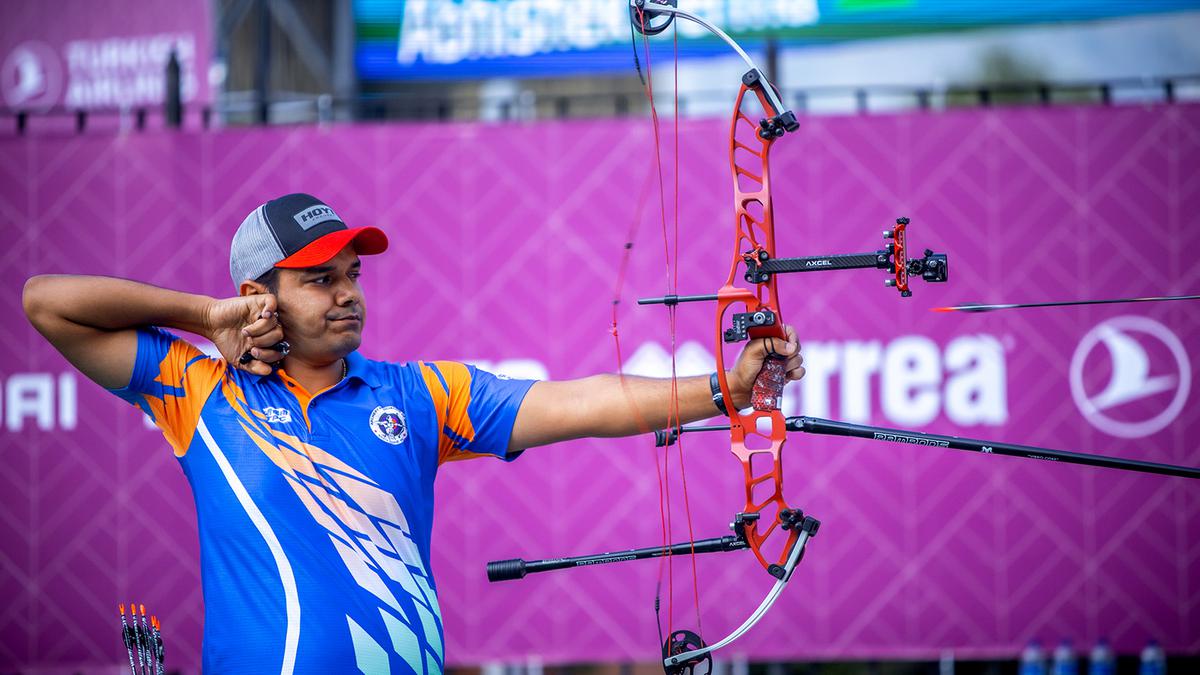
[487, 534, 748, 582]
[657, 416, 1200, 480]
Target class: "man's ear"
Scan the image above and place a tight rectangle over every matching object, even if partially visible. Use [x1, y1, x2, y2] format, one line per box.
[239, 280, 268, 297]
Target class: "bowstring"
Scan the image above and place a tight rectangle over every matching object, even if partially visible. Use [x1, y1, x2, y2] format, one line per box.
[622, 5, 676, 647]
[609, 114, 668, 650]
[668, 20, 706, 639]
[632, 5, 705, 644]
[635, 8, 676, 644]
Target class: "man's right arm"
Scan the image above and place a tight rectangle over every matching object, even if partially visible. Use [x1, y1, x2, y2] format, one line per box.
[22, 275, 218, 389]
[22, 275, 282, 390]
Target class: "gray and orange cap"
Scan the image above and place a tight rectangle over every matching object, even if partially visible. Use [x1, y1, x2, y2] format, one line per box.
[229, 193, 388, 287]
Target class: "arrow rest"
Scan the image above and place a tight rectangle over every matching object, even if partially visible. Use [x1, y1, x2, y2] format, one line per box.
[724, 308, 777, 343]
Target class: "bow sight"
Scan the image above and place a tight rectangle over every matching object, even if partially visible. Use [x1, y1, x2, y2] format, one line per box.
[639, 217, 948, 312]
[741, 217, 948, 296]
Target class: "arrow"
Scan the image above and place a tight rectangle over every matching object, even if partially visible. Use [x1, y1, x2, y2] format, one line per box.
[118, 605, 137, 675]
[931, 294, 1200, 313]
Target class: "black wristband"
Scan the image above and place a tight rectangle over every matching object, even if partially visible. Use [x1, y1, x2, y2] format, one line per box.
[710, 372, 731, 416]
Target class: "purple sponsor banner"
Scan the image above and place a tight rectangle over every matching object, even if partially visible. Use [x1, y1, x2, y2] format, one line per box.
[0, 0, 210, 112]
[0, 105, 1197, 672]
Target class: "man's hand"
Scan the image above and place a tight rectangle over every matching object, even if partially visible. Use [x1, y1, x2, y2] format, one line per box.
[727, 324, 805, 409]
[203, 294, 286, 376]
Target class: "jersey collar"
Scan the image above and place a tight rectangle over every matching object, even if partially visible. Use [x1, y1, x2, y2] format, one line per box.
[344, 350, 382, 388]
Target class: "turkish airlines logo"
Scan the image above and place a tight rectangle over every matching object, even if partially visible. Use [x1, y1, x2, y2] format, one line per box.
[1, 41, 62, 110]
[1069, 316, 1191, 438]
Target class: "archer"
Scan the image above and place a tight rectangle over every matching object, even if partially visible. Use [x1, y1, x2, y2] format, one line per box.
[21, 192, 805, 674]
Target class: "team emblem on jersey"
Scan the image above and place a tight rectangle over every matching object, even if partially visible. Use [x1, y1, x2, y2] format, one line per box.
[369, 405, 407, 445]
[263, 407, 292, 424]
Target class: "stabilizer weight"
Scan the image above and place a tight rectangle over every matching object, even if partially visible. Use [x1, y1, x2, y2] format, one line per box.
[486, 558, 527, 582]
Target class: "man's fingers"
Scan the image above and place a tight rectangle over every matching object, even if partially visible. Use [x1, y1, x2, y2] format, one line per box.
[783, 353, 803, 379]
[243, 339, 289, 366]
[783, 325, 800, 354]
[762, 337, 786, 358]
[235, 334, 289, 372]
[238, 356, 274, 376]
[760, 334, 799, 359]
[763, 338, 778, 358]
[779, 324, 803, 380]
[249, 326, 285, 348]
[242, 312, 279, 339]
[249, 360, 274, 376]
[249, 346, 286, 364]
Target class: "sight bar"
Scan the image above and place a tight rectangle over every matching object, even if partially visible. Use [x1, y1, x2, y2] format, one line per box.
[757, 252, 883, 275]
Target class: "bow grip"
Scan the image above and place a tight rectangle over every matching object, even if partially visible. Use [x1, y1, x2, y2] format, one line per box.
[751, 357, 786, 411]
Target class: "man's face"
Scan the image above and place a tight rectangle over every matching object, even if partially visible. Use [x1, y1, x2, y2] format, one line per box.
[274, 246, 365, 362]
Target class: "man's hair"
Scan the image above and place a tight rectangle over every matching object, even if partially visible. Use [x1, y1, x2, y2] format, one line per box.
[255, 268, 280, 293]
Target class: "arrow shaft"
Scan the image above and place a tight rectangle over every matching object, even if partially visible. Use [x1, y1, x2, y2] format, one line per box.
[933, 294, 1200, 313]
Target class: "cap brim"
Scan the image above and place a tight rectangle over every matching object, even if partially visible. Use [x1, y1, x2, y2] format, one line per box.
[275, 226, 389, 269]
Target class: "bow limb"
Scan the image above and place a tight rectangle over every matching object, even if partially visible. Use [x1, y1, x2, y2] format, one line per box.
[629, 1, 790, 117]
[663, 522, 817, 671]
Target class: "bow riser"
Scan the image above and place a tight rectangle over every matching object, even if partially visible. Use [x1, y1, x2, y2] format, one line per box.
[727, 412, 796, 574]
[713, 77, 800, 577]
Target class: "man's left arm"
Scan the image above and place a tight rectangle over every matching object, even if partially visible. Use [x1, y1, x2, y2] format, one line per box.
[509, 325, 805, 452]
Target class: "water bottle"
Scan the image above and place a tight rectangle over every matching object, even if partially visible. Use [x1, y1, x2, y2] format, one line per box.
[1139, 640, 1166, 675]
[1020, 641, 1047, 675]
[1052, 640, 1077, 675]
[1088, 638, 1115, 675]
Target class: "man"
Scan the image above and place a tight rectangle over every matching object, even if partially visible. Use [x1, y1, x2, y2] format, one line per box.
[22, 193, 804, 674]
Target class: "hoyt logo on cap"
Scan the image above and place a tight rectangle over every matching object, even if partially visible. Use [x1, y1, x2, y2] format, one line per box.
[294, 205, 341, 230]
[229, 193, 388, 286]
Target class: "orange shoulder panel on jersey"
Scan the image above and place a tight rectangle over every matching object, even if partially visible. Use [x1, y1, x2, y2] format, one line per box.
[417, 361, 449, 433]
[140, 339, 226, 457]
[421, 361, 486, 464]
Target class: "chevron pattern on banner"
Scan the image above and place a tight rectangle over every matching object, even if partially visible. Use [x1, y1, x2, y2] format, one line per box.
[0, 105, 1198, 672]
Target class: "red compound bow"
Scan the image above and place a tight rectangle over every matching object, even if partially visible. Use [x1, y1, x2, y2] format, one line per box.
[486, 2, 1195, 672]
